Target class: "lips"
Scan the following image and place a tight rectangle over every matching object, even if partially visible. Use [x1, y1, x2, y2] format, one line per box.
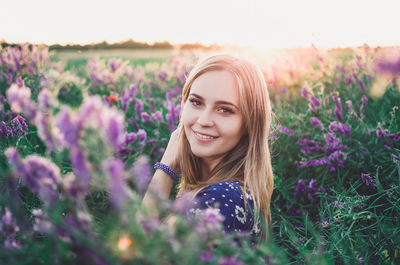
[192, 129, 219, 140]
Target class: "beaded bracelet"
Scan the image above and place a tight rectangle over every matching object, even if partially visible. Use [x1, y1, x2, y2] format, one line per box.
[154, 162, 180, 181]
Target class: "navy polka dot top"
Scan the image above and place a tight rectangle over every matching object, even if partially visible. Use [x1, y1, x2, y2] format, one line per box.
[188, 180, 262, 237]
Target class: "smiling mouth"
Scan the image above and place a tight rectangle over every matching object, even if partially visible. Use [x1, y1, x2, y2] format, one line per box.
[193, 130, 218, 139]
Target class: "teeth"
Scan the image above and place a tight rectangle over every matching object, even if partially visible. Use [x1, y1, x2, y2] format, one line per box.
[196, 132, 216, 139]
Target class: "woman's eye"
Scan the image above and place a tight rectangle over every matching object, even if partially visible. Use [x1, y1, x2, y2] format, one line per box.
[218, 107, 233, 114]
[189, 98, 201, 106]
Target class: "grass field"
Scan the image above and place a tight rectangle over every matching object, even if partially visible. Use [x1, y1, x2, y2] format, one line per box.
[1, 44, 399, 265]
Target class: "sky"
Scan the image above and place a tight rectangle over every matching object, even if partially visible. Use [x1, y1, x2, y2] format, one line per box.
[1, 0, 399, 50]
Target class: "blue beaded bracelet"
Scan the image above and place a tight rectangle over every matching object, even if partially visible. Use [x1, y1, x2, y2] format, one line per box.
[154, 162, 180, 181]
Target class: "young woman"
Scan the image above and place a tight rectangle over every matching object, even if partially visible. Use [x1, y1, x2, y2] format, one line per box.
[142, 53, 274, 238]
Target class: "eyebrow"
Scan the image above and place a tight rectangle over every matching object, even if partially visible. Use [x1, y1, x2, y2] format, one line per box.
[189, 93, 240, 110]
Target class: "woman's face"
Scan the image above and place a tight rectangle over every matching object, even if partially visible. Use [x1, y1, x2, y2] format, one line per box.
[181, 70, 244, 167]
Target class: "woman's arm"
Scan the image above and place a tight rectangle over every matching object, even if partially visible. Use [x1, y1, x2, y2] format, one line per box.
[140, 128, 181, 217]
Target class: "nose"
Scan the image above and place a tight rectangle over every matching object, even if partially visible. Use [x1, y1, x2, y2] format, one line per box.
[196, 109, 214, 127]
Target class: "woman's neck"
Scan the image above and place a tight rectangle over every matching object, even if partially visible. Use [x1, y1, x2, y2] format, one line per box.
[200, 157, 222, 181]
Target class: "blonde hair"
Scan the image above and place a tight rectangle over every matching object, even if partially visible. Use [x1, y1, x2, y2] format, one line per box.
[177, 53, 274, 235]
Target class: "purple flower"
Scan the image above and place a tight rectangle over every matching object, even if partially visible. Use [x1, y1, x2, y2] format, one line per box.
[310, 96, 321, 107]
[5, 148, 62, 206]
[1, 208, 21, 249]
[352, 70, 365, 92]
[218, 256, 244, 265]
[131, 155, 152, 196]
[6, 83, 37, 120]
[123, 132, 137, 146]
[108, 58, 123, 72]
[345, 100, 353, 113]
[173, 192, 195, 214]
[103, 158, 132, 209]
[135, 99, 143, 119]
[389, 132, 400, 141]
[166, 90, 174, 101]
[269, 131, 278, 140]
[295, 179, 306, 197]
[105, 115, 125, 150]
[325, 132, 340, 147]
[157, 70, 168, 81]
[141, 112, 153, 123]
[10, 115, 28, 136]
[154, 111, 163, 122]
[361, 173, 376, 187]
[130, 118, 139, 132]
[310, 117, 324, 130]
[196, 207, 225, 233]
[329, 121, 345, 135]
[332, 95, 342, 111]
[334, 108, 343, 122]
[137, 129, 147, 142]
[199, 252, 214, 262]
[278, 125, 294, 135]
[35, 112, 55, 152]
[300, 87, 309, 98]
[70, 148, 91, 188]
[342, 124, 351, 137]
[374, 56, 400, 76]
[32, 209, 52, 233]
[360, 95, 368, 116]
[0, 122, 13, 137]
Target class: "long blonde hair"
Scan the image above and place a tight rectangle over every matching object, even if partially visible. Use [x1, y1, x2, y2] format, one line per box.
[177, 53, 274, 233]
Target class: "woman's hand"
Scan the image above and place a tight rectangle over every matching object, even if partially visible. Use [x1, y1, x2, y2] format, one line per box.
[160, 127, 182, 173]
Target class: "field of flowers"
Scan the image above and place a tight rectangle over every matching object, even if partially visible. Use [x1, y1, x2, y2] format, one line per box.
[0, 44, 399, 265]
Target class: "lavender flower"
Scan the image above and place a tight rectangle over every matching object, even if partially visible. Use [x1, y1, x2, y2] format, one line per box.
[295, 179, 306, 197]
[300, 87, 309, 98]
[131, 155, 152, 196]
[154, 111, 163, 122]
[352, 70, 365, 92]
[374, 56, 400, 76]
[123, 132, 137, 146]
[0, 122, 13, 137]
[0, 208, 20, 249]
[32, 209, 52, 233]
[5, 148, 62, 206]
[342, 123, 351, 137]
[389, 132, 400, 141]
[310, 117, 324, 130]
[199, 252, 214, 262]
[196, 207, 224, 233]
[310, 96, 321, 107]
[35, 112, 55, 152]
[135, 99, 143, 119]
[334, 107, 343, 122]
[6, 83, 37, 120]
[173, 192, 195, 214]
[278, 125, 294, 135]
[361, 173, 376, 187]
[332, 95, 342, 111]
[141, 112, 153, 123]
[360, 95, 368, 116]
[10, 115, 28, 136]
[103, 158, 132, 209]
[70, 148, 91, 188]
[346, 100, 353, 113]
[157, 70, 168, 81]
[329, 121, 345, 135]
[137, 129, 147, 142]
